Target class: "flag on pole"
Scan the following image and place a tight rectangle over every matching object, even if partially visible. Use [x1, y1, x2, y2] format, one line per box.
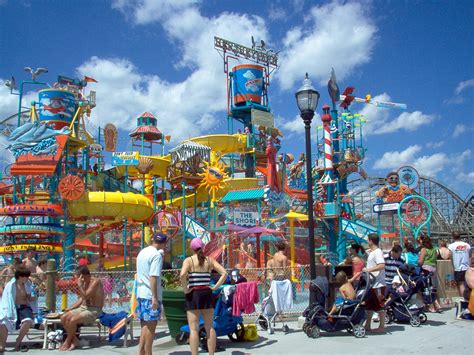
[84, 76, 98, 83]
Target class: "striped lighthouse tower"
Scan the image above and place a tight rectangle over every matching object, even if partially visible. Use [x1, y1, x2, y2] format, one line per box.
[320, 104, 335, 184]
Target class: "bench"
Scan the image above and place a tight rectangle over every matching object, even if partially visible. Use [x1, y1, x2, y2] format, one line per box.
[42, 315, 134, 349]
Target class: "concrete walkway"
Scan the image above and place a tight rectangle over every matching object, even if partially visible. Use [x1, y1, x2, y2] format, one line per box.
[5, 310, 474, 354]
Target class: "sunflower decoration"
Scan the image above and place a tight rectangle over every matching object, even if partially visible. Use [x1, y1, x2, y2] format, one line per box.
[198, 160, 228, 207]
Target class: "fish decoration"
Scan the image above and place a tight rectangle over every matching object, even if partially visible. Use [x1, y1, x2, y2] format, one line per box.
[7, 122, 70, 157]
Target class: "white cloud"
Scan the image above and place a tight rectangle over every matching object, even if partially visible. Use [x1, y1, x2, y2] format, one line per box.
[358, 93, 435, 135]
[452, 124, 469, 138]
[455, 78, 474, 95]
[112, 0, 200, 25]
[444, 78, 474, 105]
[458, 171, 474, 184]
[268, 5, 286, 21]
[426, 141, 445, 149]
[373, 145, 422, 170]
[276, 1, 377, 90]
[373, 146, 472, 178]
[0, 82, 20, 124]
[84, 2, 269, 141]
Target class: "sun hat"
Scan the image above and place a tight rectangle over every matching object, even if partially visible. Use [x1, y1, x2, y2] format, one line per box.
[153, 232, 168, 243]
[190, 238, 204, 251]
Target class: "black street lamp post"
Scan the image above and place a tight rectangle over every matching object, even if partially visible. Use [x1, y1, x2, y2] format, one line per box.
[295, 73, 320, 283]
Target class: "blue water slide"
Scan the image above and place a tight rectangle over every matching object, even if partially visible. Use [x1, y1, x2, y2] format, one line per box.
[340, 217, 379, 244]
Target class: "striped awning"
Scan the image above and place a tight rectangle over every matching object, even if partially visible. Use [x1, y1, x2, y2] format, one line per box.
[221, 188, 265, 202]
[169, 141, 211, 164]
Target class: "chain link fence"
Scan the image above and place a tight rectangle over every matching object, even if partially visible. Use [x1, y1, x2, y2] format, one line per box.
[33, 266, 313, 316]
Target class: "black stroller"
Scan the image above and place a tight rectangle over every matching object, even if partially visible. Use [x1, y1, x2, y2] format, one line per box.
[385, 265, 428, 326]
[302, 272, 374, 339]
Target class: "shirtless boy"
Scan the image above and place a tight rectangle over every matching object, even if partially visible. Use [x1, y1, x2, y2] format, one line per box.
[0, 266, 35, 353]
[266, 242, 289, 280]
[59, 266, 104, 351]
[22, 247, 38, 275]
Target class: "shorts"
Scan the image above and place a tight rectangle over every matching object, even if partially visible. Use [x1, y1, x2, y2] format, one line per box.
[0, 317, 15, 333]
[16, 304, 34, 329]
[136, 298, 161, 322]
[185, 288, 213, 311]
[69, 305, 102, 324]
[366, 287, 386, 312]
[455, 270, 466, 282]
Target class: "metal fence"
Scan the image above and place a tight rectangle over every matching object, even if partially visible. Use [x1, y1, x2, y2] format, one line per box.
[33, 266, 313, 316]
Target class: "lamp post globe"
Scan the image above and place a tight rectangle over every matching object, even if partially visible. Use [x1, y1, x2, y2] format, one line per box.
[295, 73, 319, 286]
[295, 73, 320, 123]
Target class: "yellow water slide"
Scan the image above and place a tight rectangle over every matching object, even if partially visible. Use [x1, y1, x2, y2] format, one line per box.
[69, 134, 253, 221]
[68, 191, 154, 222]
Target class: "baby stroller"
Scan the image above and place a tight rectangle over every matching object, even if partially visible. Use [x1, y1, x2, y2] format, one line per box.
[176, 285, 245, 346]
[385, 267, 427, 327]
[302, 272, 374, 339]
[256, 279, 293, 334]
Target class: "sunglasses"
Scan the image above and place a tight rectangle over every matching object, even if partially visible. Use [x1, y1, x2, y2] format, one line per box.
[388, 176, 399, 181]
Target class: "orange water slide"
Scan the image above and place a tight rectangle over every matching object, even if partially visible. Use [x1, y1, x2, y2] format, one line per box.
[255, 166, 307, 199]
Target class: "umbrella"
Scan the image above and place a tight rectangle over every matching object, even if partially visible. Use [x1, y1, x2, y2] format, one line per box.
[270, 210, 310, 269]
[208, 224, 247, 233]
[236, 226, 284, 237]
[236, 227, 284, 267]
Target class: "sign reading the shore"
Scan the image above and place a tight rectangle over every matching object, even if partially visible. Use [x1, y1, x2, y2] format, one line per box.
[251, 109, 274, 128]
[373, 203, 400, 214]
[233, 210, 259, 227]
[112, 151, 139, 166]
[0, 244, 63, 253]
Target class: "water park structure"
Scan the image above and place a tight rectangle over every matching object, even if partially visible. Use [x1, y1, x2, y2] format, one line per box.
[0, 37, 473, 273]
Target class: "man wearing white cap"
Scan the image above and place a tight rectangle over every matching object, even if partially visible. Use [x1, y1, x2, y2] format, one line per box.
[136, 232, 167, 355]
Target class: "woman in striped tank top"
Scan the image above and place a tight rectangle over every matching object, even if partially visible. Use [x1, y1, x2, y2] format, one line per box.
[180, 238, 227, 355]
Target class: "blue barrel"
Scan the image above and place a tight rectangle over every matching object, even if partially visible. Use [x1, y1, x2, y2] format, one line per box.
[38, 89, 76, 129]
[232, 64, 264, 106]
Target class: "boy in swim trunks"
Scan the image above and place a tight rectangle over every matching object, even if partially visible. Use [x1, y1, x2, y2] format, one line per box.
[0, 266, 35, 353]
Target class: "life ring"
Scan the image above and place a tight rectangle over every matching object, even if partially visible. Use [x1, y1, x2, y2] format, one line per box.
[0, 204, 63, 216]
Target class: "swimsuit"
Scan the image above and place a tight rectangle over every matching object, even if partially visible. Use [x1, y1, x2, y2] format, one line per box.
[185, 257, 213, 311]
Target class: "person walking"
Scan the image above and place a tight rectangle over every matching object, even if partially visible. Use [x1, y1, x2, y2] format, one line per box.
[180, 238, 227, 355]
[135, 233, 167, 355]
[448, 232, 471, 298]
[418, 235, 442, 312]
[363, 233, 386, 333]
[437, 240, 451, 260]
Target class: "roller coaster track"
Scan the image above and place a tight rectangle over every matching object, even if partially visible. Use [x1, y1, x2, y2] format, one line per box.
[347, 176, 474, 244]
[0, 110, 30, 137]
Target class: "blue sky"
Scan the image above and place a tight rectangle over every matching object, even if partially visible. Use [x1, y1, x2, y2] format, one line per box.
[0, 0, 473, 198]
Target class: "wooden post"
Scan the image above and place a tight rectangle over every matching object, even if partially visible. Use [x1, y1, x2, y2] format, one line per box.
[45, 259, 56, 312]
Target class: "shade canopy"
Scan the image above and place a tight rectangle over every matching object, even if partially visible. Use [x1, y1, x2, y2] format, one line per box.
[271, 210, 309, 222]
[236, 226, 284, 237]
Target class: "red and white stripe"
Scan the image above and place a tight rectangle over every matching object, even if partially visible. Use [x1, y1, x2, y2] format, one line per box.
[323, 123, 333, 170]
